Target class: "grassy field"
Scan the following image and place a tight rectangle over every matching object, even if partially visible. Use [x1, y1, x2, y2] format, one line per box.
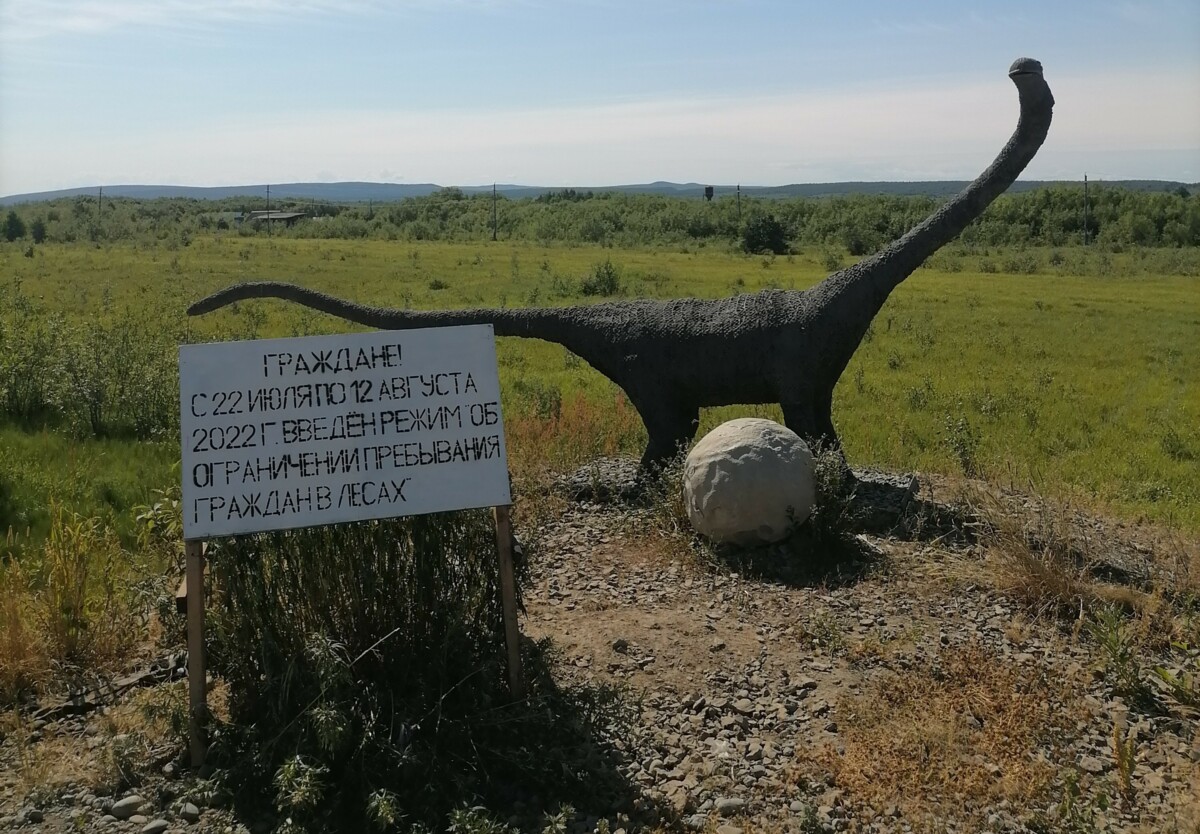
[2, 233, 1199, 830]
[2, 234, 1196, 544]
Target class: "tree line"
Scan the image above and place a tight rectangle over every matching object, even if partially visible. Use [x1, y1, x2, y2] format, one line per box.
[3, 183, 1196, 251]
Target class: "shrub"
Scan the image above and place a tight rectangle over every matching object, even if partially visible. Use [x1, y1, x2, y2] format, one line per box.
[0, 283, 64, 425]
[0, 282, 180, 438]
[580, 258, 621, 296]
[1001, 252, 1039, 274]
[57, 314, 180, 439]
[840, 226, 877, 256]
[802, 443, 860, 547]
[821, 249, 844, 271]
[3, 211, 25, 242]
[741, 213, 788, 255]
[943, 411, 981, 476]
[209, 513, 629, 831]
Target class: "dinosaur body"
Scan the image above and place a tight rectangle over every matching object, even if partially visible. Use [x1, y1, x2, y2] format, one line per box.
[190, 59, 1054, 469]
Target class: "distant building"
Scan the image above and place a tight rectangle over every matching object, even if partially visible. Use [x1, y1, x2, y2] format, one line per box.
[241, 210, 308, 227]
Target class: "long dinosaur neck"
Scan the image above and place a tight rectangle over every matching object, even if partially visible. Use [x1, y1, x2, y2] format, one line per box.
[876, 65, 1053, 290]
[188, 281, 580, 344]
[811, 59, 1056, 372]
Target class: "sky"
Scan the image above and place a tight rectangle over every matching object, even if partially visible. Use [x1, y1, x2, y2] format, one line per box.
[1, 0, 1198, 196]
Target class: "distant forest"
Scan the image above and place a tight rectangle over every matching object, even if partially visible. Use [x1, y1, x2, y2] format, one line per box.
[3, 183, 1197, 251]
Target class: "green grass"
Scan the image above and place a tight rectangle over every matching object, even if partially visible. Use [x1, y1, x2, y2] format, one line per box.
[833, 266, 1199, 527]
[2, 235, 1198, 539]
[0, 428, 178, 554]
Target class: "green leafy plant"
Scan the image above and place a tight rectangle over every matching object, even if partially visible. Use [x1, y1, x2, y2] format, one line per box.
[580, 258, 621, 296]
[1085, 606, 1154, 708]
[1152, 643, 1200, 711]
[943, 411, 981, 476]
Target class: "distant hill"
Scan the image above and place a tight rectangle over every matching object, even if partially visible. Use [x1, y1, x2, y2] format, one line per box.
[0, 182, 443, 205]
[2, 179, 1194, 206]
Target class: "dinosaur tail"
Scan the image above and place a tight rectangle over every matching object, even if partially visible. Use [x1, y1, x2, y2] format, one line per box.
[187, 281, 581, 344]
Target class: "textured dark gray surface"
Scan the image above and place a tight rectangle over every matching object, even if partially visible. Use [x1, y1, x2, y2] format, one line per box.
[189, 60, 1054, 470]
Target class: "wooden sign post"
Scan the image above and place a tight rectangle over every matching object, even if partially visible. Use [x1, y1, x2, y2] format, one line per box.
[184, 539, 207, 766]
[180, 325, 522, 767]
[493, 505, 524, 700]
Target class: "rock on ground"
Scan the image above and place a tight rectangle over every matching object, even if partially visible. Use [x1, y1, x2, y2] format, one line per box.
[683, 418, 815, 546]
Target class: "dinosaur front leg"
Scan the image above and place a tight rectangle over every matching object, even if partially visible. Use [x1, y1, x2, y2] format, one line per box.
[781, 393, 840, 452]
[636, 398, 700, 470]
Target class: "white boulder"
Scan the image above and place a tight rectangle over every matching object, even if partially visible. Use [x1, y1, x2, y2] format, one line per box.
[682, 418, 815, 546]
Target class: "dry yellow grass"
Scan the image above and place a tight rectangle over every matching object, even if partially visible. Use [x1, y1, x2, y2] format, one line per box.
[794, 642, 1083, 828]
[0, 709, 99, 797]
[504, 389, 645, 482]
[942, 478, 1200, 638]
[0, 506, 154, 707]
[0, 561, 51, 703]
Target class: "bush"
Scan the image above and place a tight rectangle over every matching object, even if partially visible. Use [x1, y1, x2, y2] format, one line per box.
[3, 211, 25, 243]
[840, 226, 877, 257]
[741, 212, 788, 255]
[58, 314, 180, 439]
[943, 411, 981, 476]
[0, 281, 180, 438]
[580, 258, 621, 296]
[209, 513, 630, 831]
[0, 282, 64, 425]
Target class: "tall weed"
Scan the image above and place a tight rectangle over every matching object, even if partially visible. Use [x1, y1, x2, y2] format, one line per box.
[0, 560, 49, 703]
[38, 506, 145, 670]
[0, 507, 147, 705]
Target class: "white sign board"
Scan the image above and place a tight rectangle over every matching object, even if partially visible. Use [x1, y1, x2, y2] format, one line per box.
[180, 326, 510, 539]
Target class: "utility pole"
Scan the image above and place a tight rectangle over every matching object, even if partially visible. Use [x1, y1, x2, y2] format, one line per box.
[492, 183, 498, 241]
[97, 186, 103, 223]
[736, 184, 741, 222]
[266, 184, 271, 238]
[1082, 173, 1090, 246]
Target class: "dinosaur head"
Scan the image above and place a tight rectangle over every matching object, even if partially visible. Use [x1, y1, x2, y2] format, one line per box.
[1007, 57, 1043, 77]
[1007, 57, 1054, 110]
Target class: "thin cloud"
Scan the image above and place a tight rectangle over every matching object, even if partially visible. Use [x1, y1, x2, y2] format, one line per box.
[6, 67, 1194, 194]
[1112, 0, 1172, 24]
[1, 0, 383, 41]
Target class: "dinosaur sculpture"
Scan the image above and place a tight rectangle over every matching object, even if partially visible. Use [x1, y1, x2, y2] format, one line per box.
[190, 58, 1054, 471]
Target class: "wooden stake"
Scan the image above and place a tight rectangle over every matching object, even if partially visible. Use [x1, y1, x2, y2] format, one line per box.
[492, 505, 525, 699]
[185, 539, 207, 768]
